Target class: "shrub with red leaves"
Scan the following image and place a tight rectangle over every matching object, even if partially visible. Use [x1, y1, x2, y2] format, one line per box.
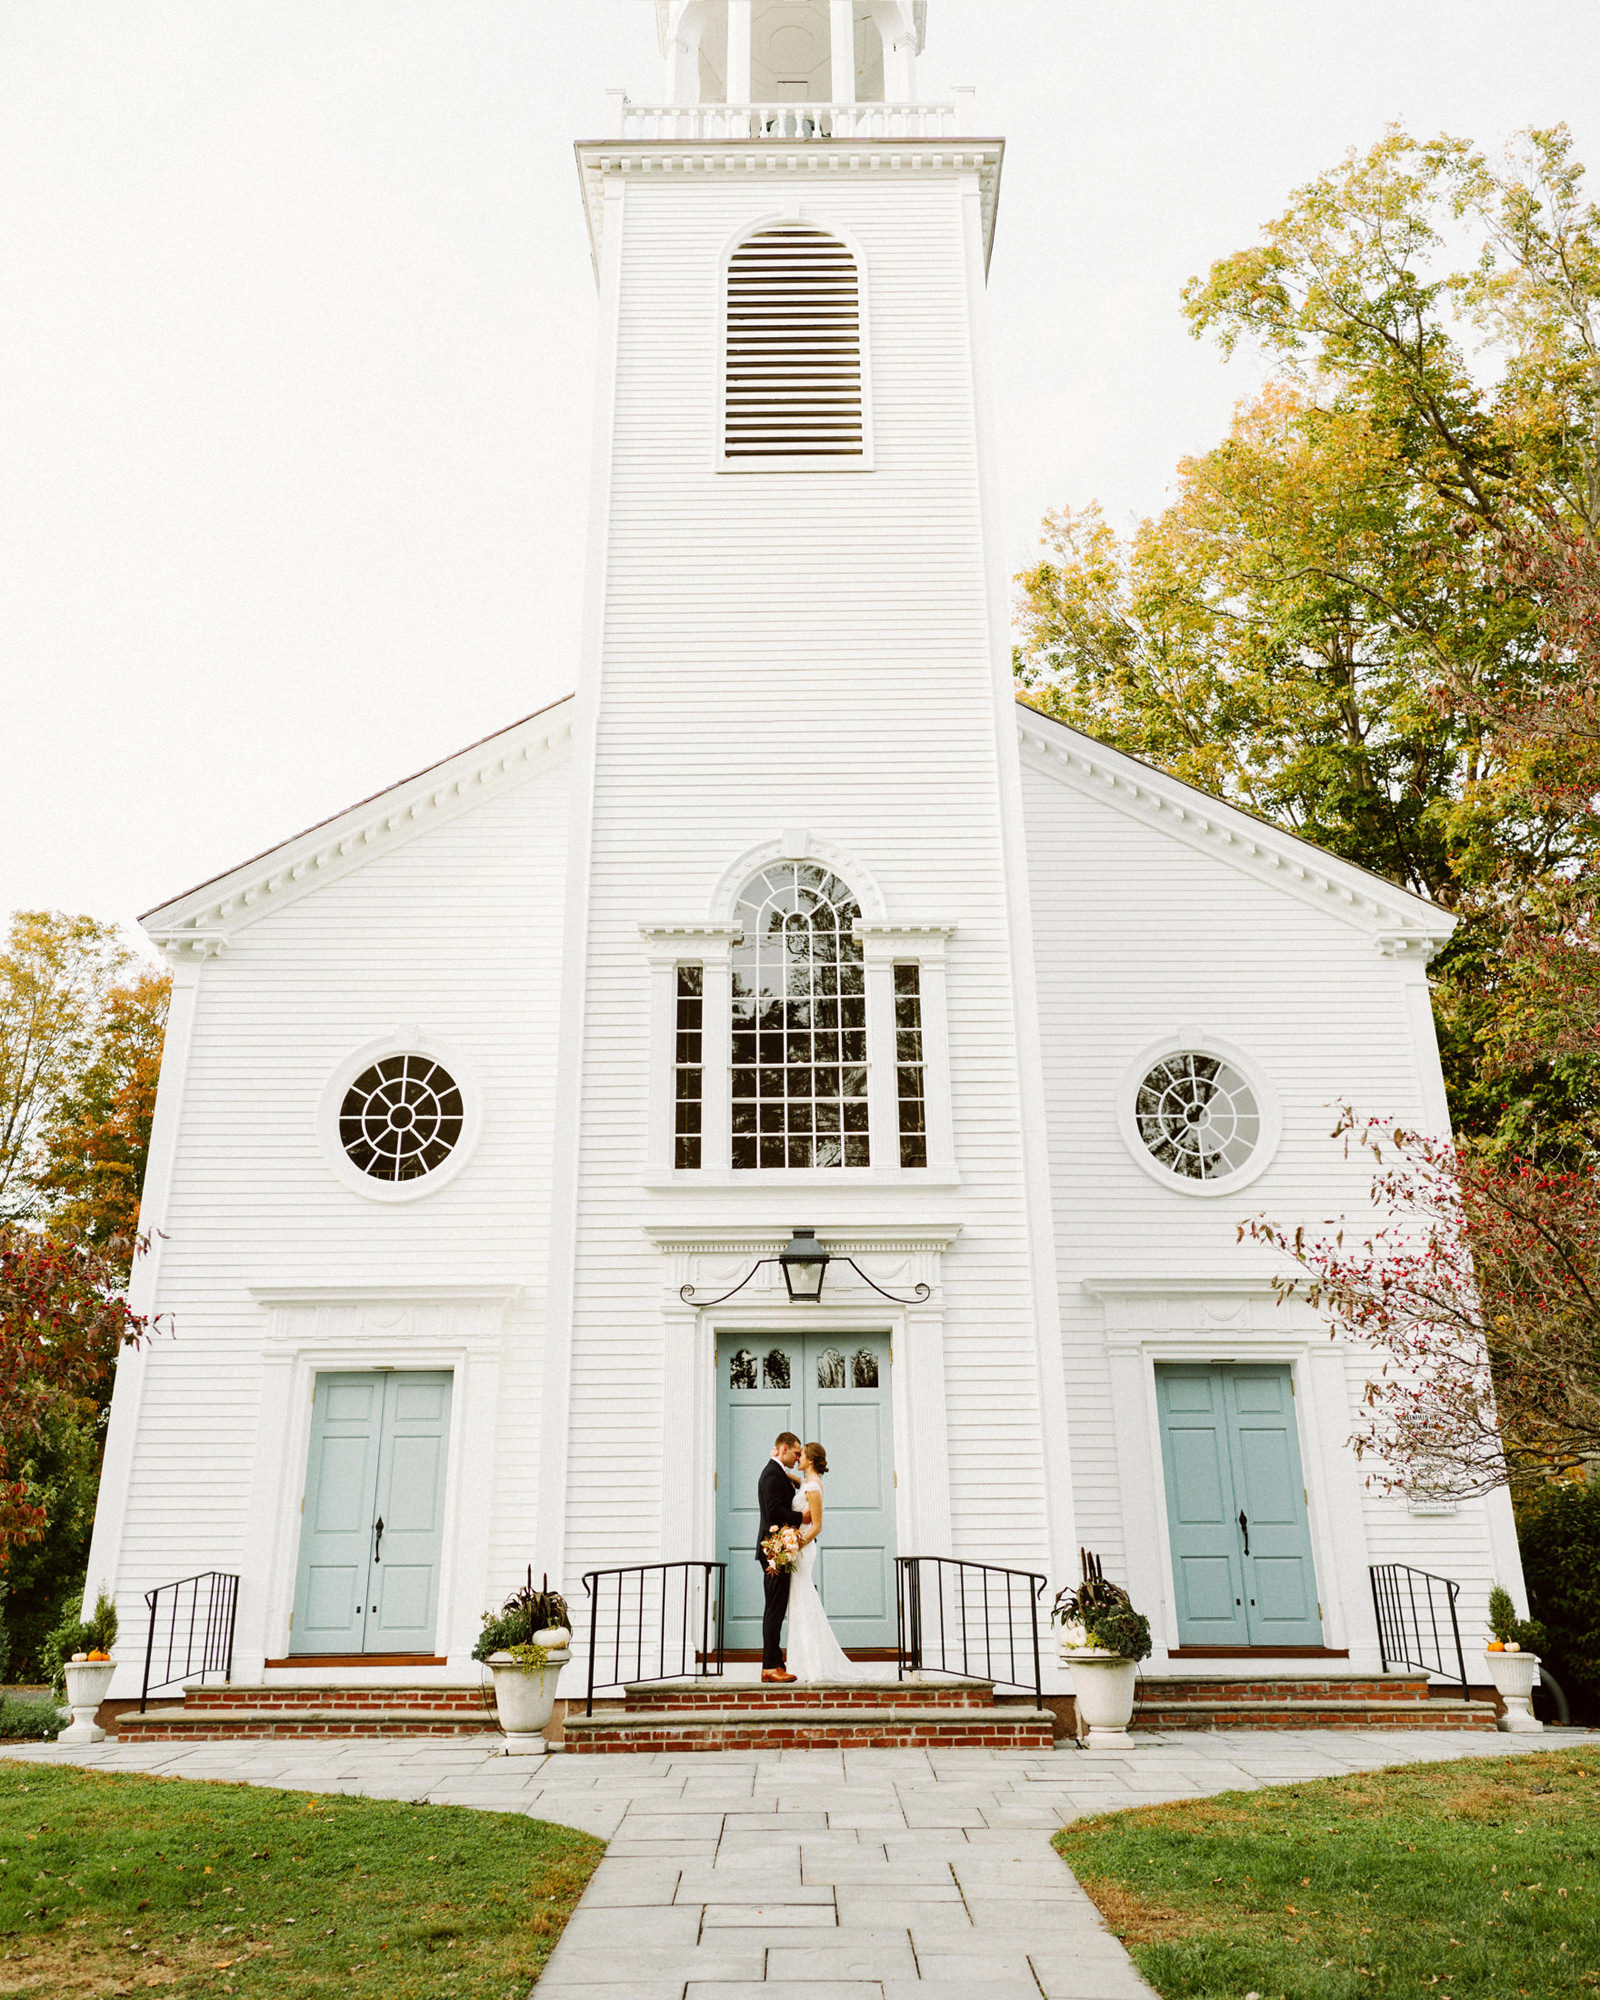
[0, 1226, 159, 1562]
[1247, 1111, 1600, 1497]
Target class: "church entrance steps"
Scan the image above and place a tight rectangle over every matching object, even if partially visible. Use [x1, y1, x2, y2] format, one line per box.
[113, 1683, 499, 1741]
[619, 1676, 997, 1712]
[562, 1675, 1056, 1753]
[1131, 1673, 1496, 1732]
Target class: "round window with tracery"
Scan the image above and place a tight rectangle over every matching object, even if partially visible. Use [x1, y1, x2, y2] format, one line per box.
[1135, 1053, 1261, 1183]
[339, 1055, 464, 1183]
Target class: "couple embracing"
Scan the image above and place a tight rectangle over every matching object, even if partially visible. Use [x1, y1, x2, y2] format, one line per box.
[757, 1431, 874, 1684]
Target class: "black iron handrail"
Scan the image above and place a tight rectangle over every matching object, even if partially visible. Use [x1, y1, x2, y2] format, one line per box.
[896, 1556, 1047, 1707]
[1369, 1563, 1468, 1698]
[581, 1561, 726, 1717]
[140, 1572, 239, 1712]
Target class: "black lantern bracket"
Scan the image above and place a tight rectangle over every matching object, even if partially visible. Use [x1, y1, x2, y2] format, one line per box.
[680, 1226, 932, 1309]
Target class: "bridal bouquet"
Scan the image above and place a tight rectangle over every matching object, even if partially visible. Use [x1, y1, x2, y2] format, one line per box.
[761, 1525, 803, 1575]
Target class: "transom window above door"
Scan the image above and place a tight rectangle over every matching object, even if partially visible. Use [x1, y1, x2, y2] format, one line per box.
[732, 863, 869, 1170]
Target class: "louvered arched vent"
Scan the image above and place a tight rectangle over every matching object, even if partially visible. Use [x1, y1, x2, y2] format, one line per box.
[724, 226, 866, 464]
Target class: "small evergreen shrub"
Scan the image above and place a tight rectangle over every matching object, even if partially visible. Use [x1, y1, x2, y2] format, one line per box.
[40, 1589, 119, 1697]
[1486, 1582, 1548, 1654]
[0, 1692, 62, 1742]
[1518, 1478, 1600, 1720]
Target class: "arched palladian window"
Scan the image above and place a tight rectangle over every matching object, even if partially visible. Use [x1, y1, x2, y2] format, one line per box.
[732, 863, 868, 1169]
[723, 225, 866, 467]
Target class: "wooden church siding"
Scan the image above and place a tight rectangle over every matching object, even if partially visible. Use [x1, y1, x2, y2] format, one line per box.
[550, 163, 1059, 1595]
[1019, 755, 1510, 1664]
[86, 756, 572, 1670]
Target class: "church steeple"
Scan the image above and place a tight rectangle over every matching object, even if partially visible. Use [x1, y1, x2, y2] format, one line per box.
[655, 2, 926, 108]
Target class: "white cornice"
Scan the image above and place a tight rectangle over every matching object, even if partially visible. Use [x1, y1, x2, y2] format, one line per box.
[574, 139, 1004, 268]
[144, 703, 575, 959]
[1016, 708, 1455, 955]
[1080, 1276, 1286, 1299]
[644, 1223, 962, 1255]
[248, 1283, 526, 1305]
[640, 923, 744, 942]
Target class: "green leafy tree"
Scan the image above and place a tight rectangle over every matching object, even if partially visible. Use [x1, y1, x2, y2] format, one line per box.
[34, 969, 170, 1269]
[0, 1409, 101, 1682]
[0, 914, 131, 1224]
[1018, 124, 1600, 1155]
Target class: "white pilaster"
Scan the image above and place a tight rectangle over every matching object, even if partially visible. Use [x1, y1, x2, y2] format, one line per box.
[830, 0, 857, 103]
[80, 950, 209, 1628]
[727, 0, 753, 103]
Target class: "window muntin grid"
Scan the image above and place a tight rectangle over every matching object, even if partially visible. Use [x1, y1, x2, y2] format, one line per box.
[893, 962, 928, 1169]
[731, 863, 869, 1170]
[338, 1055, 464, 1184]
[674, 965, 704, 1170]
[1135, 1053, 1261, 1182]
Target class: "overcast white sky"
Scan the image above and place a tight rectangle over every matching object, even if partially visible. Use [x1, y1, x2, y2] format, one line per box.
[4, 1, 1598, 947]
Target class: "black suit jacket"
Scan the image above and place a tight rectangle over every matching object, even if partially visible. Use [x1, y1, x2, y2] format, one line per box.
[757, 1458, 799, 1569]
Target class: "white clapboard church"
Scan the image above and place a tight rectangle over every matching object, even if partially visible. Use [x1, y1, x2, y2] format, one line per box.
[87, 0, 1527, 1743]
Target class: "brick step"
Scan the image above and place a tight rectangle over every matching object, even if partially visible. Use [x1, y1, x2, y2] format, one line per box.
[116, 1704, 500, 1741]
[1136, 1676, 1433, 1705]
[623, 1678, 995, 1712]
[180, 1683, 489, 1715]
[1131, 1699, 1497, 1733]
[563, 1705, 1057, 1755]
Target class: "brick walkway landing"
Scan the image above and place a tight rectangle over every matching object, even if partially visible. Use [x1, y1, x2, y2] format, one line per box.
[10, 1725, 1594, 1998]
[564, 1676, 1057, 1753]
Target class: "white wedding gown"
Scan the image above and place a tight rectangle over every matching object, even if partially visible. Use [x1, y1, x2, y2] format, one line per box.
[784, 1476, 878, 1683]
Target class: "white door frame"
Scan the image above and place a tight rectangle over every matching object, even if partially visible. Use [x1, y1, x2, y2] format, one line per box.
[239, 1285, 518, 1683]
[646, 1225, 960, 1572]
[1087, 1280, 1376, 1674]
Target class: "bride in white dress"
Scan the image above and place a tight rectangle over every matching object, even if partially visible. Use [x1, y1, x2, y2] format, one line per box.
[784, 1443, 878, 1683]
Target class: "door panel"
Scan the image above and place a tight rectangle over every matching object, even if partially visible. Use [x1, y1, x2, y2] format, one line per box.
[291, 1369, 453, 1656]
[292, 1373, 383, 1653]
[716, 1331, 896, 1651]
[1156, 1363, 1322, 1649]
[1226, 1366, 1322, 1647]
[810, 1335, 893, 1646]
[1155, 1367, 1251, 1647]
[717, 1342, 802, 1652]
[366, 1375, 453, 1650]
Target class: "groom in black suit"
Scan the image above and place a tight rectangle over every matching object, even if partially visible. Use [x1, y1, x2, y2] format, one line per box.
[758, 1432, 803, 1682]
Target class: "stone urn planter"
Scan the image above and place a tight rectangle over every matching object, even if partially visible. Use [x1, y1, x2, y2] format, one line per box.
[1060, 1641, 1140, 1748]
[59, 1659, 117, 1745]
[1484, 1647, 1544, 1733]
[487, 1646, 569, 1756]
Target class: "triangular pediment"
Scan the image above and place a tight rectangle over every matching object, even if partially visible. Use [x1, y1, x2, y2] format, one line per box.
[1016, 701, 1454, 961]
[144, 698, 575, 960]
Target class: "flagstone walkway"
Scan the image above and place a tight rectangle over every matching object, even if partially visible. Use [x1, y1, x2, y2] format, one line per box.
[8, 1726, 1593, 1997]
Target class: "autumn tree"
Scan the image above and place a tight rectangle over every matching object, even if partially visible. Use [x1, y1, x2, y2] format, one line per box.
[0, 1228, 157, 1564]
[0, 912, 132, 1223]
[34, 969, 170, 1266]
[1247, 1114, 1600, 1497]
[0, 915, 170, 1672]
[1018, 125, 1600, 1154]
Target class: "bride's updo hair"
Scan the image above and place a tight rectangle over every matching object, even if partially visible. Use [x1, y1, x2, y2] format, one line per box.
[802, 1442, 828, 1476]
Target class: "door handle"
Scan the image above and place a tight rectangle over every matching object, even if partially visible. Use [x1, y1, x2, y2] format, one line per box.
[373, 1517, 385, 1563]
[1238, 1510, 1250, 1556]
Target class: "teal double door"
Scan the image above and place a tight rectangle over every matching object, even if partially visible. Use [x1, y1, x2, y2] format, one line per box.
[1155, 1364, 1323, 1649]
[290, 1371, 453, 1656]
[716, 1331, 896, 1652]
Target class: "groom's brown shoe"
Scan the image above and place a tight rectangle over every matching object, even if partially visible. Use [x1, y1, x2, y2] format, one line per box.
[761, 1668, 797, 1683]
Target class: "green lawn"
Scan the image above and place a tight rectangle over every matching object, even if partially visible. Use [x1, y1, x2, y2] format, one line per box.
[0, 1760, 602, 1999]
[1056, 1747, 1599, 2000]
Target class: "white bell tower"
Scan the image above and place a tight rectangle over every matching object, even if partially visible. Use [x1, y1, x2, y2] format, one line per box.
[655, 1, 926, 108]
[540, 6, 1076, 1608]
